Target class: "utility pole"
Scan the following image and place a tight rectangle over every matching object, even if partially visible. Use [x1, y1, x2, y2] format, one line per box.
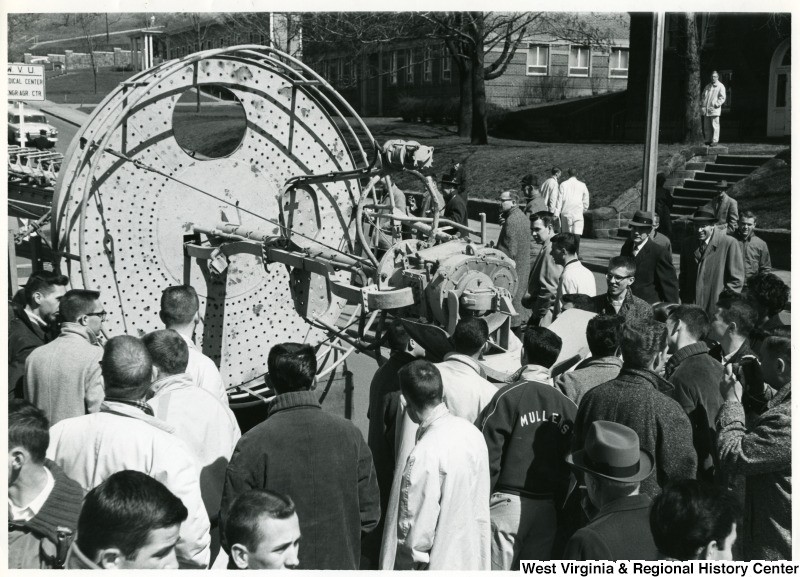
[641, 12, 665, 212]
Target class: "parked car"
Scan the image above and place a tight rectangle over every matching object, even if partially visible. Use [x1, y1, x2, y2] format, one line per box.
[8, 110, 58, 148]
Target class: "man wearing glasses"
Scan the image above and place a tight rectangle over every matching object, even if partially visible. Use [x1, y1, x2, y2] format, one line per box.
[620, 210, 679, 305]
[25, 289, 106, 425]
[591, 256, 653, 323]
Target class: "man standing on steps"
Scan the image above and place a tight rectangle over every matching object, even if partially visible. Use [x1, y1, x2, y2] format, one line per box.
[701, 70, 726, 146]
[620, 211, 679, 305]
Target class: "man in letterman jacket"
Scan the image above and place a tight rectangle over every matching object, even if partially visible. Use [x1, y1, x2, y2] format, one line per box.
[477, 327, 577, 569]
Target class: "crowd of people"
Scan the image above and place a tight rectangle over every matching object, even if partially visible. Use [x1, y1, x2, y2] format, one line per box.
[6, 170, 791, 569]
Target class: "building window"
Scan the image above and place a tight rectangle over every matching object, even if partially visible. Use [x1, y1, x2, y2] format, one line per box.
[390, 51, 398, 85]
[406, 49, 414, 84]
[569, 46, 590, 77]
[526, 44, 549, 75]
[342, 59, 352, 86]
[329, 58, 339, 85]
[441, 49, 452, 81]
[424, 46, 432, 82]
[609, 48, 629, 78]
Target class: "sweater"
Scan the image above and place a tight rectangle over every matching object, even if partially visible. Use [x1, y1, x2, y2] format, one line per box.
[25, 322, 105, 425]
[8, 460, 84, 569]
[590, 290, 654, 324]
[478, 378, 577, 499]
[574, 367, 697, 498]
[555, 356, 623, 406]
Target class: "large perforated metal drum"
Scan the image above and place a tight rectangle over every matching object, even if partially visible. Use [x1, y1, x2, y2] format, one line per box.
[52, 47, 375, 392]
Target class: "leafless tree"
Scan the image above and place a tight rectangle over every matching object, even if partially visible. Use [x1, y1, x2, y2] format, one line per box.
[75, 13, 101, 94]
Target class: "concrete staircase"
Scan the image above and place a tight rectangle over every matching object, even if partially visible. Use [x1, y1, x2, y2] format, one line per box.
[667, 147, 775, 217]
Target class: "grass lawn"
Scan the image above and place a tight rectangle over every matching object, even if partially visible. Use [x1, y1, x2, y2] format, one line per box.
[46, 67, 218, 106]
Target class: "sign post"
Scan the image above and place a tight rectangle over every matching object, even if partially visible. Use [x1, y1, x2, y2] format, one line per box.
[7, 63, 46, 149]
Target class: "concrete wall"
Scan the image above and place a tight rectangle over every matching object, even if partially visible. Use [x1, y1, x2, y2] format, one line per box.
[25, 48, 138, 70]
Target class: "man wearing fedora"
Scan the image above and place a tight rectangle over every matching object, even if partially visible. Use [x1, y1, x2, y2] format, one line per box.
[563, 421, 659, 561]
[679, 206, 744, 318]
[711, 182, 738, 233]
[496, 191, 532, 332]
[620, 210, 679, 305]
[441, 175, 468, 229]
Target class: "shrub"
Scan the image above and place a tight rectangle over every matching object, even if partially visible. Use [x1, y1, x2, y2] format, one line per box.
[397, 95, 422, 122]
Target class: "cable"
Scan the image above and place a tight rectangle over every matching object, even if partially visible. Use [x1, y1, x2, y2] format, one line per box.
[103, 147, 372, 266]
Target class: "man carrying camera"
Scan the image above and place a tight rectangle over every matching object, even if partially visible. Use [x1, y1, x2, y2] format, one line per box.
[716, 334, 791, 561]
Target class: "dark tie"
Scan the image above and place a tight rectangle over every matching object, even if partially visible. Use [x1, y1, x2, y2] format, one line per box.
[700, 242, 707, 256]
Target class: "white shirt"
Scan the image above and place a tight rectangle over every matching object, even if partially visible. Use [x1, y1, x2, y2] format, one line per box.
[632, 235, 649, 257]
[554, 259, 597, 317]
[556, 177, 590, 217]
[8, 467, 55, 522]
[434, 353, 499, 424]
[180, 334, 230, 407]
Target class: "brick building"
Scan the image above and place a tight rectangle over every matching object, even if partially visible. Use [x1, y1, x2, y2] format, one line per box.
[307, 14, 630, 117]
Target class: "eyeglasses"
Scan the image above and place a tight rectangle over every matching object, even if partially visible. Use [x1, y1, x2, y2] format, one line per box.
[606, 273, 633, 282]
[86, 311, 108, 321]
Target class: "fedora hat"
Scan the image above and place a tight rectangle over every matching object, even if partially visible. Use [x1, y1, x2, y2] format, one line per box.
[441, 174, 458, 187]
[498, 190, 518, 203]
[692, 206, 717, 222]
[627, 210, 655, 229]
[567, 421, 654, 483]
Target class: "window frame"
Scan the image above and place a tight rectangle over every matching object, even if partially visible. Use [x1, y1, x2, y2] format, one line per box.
[441, 48, 452, 81]
[390, 51, 398, 85]
[608, 47, 629, 79]
[423, 45, 433, 83]
[526, 43, 550, 76]
[568, 45, 591, 77]
[406, 48, 414, 84]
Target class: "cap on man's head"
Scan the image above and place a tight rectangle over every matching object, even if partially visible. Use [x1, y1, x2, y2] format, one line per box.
[521, 174, 535, 187]
[628, 210, 655, 229]
[566, 421, 654, 483]
[693, 206, 717, 223]
[498, 191, 518, 203]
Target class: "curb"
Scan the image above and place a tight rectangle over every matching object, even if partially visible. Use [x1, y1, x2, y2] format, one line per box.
[38, 103, 88, 128]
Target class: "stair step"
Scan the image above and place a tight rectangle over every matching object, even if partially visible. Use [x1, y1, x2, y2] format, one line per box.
[673, 187, 717, 199]
[682, 179, 721, 190]
[715, 154, 773, 166]
[695, 172, 746, 183]
[686, 162, 707, 170]
[695, 145, 730, 155]
[670, 170, 698, 179]
[706, 163, 757, 175]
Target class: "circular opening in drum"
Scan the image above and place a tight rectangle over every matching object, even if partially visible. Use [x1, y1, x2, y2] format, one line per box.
[172, 85, 247, 159]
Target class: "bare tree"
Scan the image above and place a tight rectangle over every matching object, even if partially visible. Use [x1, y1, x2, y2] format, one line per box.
[680, 14, 704, 143]
[75, 13, 101, 94]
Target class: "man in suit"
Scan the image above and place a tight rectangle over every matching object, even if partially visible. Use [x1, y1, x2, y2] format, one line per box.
[620, 211, 679, 305]
[563, 421, 659, 561]
[523, 211, 563, 327]
[710, 183, 738, 233]
[441, 175, 468, 229]
[680, 207, 744, 318]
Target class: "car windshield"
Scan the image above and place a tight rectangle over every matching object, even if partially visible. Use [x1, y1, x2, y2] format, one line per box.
[9, 114, 47, 123]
